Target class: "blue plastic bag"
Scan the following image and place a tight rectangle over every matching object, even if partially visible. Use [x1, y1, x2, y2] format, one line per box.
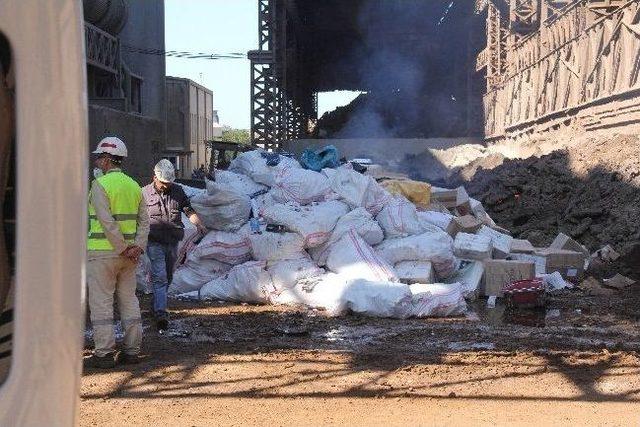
[300, 145, 340, 172]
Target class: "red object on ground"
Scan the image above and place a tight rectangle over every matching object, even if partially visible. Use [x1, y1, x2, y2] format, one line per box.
[502, 278, 546, 308]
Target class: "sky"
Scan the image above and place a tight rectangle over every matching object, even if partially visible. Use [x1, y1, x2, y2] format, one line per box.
[165, 0, 359, 130]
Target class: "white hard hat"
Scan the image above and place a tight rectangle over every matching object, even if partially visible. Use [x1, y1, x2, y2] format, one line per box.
[154, 159, 176, 183]
[93, 136, 128, 157]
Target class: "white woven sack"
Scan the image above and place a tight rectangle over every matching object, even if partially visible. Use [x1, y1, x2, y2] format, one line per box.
[409, 283, 467, 317]
[310, 207, 384, 266]
[273, 273, 351, 316]
[376, 197, 426, 239]
[417, 211, 455, 232]
[343, 279, 413, 319]
[324, 166, 391, 215]
[169, 256, 231, 295]
[375, 231, 456, 278]
[191, 181, 251, 232]
[267, 257, 324, 295]
[198, 261, 272, 303]
[191, 231, 251, 265]
[271, 167, 331, 205]
[215, 170, 268, 197]
[248, 231, 306, 261]
[229, 150, 301, 186]
[261, 200, 349, 248]
[326, 230, 398, 282]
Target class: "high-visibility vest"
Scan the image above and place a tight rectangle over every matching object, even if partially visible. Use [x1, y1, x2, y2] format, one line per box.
[88, 170, 142, 251]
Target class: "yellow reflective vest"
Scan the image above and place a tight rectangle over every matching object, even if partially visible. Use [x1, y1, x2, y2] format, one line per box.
[88, 170, 142, 251]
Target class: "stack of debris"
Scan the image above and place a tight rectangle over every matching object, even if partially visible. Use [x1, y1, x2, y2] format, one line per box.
[158, 149, 617, 319]
[458, 134, 640, 281]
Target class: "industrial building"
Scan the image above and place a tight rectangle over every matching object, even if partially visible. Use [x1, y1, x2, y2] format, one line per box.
[166, 77, 223, 179]
[83, 0, 166, 182]
[249, 0, 640, 148]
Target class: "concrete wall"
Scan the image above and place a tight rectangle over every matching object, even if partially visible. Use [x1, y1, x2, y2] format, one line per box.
[119, 0, 166, 123]
[284, 138, 485, 183]
[285, 138, 483, 163]
[89, 105, 163, 185]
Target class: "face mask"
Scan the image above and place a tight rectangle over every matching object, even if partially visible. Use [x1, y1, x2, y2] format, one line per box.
[93, 168, 103, 179]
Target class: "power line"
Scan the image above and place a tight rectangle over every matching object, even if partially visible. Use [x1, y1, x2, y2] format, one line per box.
[121, 44, 247, 60]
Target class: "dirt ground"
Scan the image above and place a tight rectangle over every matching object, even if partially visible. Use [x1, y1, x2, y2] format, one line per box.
[81, 290, 640, 427]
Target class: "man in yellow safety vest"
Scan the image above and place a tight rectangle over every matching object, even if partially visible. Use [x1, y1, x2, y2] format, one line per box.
[87, 137, 150, 368]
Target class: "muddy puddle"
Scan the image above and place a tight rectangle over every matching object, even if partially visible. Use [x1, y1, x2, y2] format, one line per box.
[468, 300, 579, 328]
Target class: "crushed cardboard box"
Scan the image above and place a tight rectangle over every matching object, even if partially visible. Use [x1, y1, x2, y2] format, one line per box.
[580, 276, 615, 296]
[603, 273, 636, 290]
[550, 232, 589, 256]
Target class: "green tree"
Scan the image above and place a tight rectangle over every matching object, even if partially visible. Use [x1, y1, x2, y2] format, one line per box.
[221, 128, 251, 145]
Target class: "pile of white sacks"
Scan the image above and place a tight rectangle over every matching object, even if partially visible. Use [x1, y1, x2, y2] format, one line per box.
[166, 150, 471, 319]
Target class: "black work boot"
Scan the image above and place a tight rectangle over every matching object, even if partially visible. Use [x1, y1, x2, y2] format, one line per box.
[90, 352, 116, 369]
[155, 312, 169, 331]
[119, 352, 142, 365]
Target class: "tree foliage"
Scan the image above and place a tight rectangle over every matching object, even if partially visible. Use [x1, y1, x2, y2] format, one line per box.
[221, 128, 251, 145]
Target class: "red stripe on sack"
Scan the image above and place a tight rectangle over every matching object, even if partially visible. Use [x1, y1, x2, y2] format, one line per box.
[305, 231, 329, 247]
[348, 230, 392, 281]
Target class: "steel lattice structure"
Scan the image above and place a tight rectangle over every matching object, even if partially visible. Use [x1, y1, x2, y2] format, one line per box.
[481, 0, 639, 139]
[250, 0, 639, 145]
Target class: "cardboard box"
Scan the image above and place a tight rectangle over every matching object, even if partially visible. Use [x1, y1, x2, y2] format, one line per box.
[431, 186, 470, 213]
[455, 187, 472, 216]
[483, 259, 536, 297]
[550, 232, 589, 256]
[510, 239, 536, 254]
[395, 261, 434, 284]
[454, 215, 483, 234]
[431, 187, 458, 209]
[470, 198, 496, 227]
[426, 200, 453, 214]
[534, 248, 586, 279]
[454, 233, 493, 260]
[478, 225, 513, 259]
[510, 253, 547, 276]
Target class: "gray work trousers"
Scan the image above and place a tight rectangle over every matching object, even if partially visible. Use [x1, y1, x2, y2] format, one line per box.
[87, 256, 142, 357]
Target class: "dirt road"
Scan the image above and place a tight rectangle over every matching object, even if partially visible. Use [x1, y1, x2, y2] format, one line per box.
[81, 293, 640, 426]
